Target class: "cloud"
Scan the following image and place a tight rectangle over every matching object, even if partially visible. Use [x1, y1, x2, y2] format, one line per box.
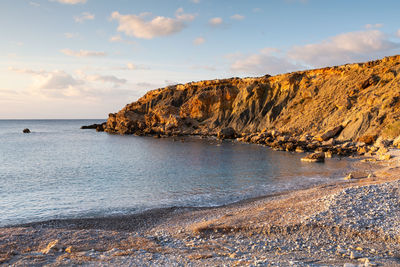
[51, 0, 87, 4]
[109, 35, 136, 45]
[60, 49, 106, 58]
[365, 23, 383, 29]
[230, 48, 304, 76]
[9, 67, 128, 98]
[396, 29, 400, 38]
[193, 37, 205, 45]
[119, 63, 149, 70]
[84, 74, 127, 85]
[110, 35, 123, 42]
[287, 29, 400, 67]
[209, 17, 223, 27]
[230, 14, 245, 21]
[64, 32, 78, 39]
[111, 8, 195, 39]
[74, 12, 95, 23]
[175, 7, 196, 22]
[29, 1, 40, 7]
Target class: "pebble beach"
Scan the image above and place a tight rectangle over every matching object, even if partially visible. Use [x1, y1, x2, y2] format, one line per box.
[1, 151, 400, 266]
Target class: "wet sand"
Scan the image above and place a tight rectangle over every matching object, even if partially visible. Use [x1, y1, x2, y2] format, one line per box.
[1, 151, 400, 266]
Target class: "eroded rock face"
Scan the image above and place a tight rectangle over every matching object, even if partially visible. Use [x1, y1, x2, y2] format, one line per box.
[104, 55, 400, 142]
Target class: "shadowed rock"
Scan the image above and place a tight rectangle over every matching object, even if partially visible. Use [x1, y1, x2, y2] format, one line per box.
[22, 128, 30, 133]
[81, 123, 106, 132]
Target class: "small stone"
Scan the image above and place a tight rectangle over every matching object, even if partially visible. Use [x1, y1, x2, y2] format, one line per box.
[344, 173, 354, 180]
[379, 154, 391, 161]
[229, 253, 237, 259]
[41, 240, 59, 254]
[65, 246, 74, 253]
[350, 251, 362, 259]
[301, 152, 325, 163]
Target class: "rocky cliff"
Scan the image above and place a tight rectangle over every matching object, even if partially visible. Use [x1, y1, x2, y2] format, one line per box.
[105, 55, 400, 143]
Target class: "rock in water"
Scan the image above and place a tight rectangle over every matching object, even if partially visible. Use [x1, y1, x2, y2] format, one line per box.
[22, 128, 30, 133]
[301, 152, 325, 163]
[81, 123, 106, 131]
[217, 127, 236, 139]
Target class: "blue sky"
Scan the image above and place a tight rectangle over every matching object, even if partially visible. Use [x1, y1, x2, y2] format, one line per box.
[1, 0, 400, 119]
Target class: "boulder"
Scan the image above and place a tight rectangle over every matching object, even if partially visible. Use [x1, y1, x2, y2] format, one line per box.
[393, 135, 400, 148]
[320, 126, 343, 141]
[358, 135, 376, 145]
[81, 123, 106, 130]
[374, 136, 392, 148]
[22, 128, 31, 133]
[217, 127, 236, 139]
[301, 152, 325, 163]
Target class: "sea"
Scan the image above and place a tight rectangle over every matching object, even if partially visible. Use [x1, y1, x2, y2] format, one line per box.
[0, 120, 357, 227]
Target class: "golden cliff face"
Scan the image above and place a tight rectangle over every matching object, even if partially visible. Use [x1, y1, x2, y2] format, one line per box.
[105, 55, 400, 141]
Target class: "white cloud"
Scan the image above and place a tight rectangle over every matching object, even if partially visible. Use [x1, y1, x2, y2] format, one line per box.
[9, 67, 128, 98]
[209, 17, 223, 27]
[230, 48, 303, 76]
[60, 49, 106, 58]
[396, 29, 400, 38]
[64, 32, 78, 39]
[230, 14, 245, 21]
[29, 2, 40, 7]
[51, 0, 87, 4]
[288, 29, 400, 67]
[74, 12, 95, 23]
[121, 63, 149, 70]
[84, 74, 127, 86]
[365, 23, 383, 29]
[193, 37, 205, 45]
[110, 35, 123, 42]
[109, 35, 136, 45]
[175, 7, 196, 22]
[111, 8, 195, 39]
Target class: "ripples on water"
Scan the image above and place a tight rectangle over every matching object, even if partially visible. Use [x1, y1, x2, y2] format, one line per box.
[0, 120, 355, 226]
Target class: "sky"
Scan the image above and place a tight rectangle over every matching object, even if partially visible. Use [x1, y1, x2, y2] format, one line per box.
[1, 0, 400, 119]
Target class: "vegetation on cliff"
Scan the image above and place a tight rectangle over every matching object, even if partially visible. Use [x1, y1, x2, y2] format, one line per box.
[105, 55, 400, 143]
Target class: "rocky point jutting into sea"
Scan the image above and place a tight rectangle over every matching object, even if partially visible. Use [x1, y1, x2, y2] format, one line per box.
[100, 55, 400, 158]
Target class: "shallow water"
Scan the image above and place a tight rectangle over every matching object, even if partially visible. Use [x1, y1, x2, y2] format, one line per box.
[0, 120, 356, 226]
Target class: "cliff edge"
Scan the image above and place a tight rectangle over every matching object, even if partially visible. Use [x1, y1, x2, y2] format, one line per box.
[105, 55, 400, 143]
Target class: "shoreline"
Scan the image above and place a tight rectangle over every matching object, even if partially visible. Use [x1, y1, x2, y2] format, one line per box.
[2, 151, 400, 265]
[3, 151, 370, 230]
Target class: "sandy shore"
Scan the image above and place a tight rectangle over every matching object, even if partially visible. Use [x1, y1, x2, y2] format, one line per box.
[2, 151, 400, 266]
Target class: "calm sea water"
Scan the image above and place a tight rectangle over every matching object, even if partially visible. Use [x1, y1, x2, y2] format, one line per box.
[0, 120, 356, 226]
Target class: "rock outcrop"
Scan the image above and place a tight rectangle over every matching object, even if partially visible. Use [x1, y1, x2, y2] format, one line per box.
[81, 123, 106, 132]
[104, 55, 400, 145]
